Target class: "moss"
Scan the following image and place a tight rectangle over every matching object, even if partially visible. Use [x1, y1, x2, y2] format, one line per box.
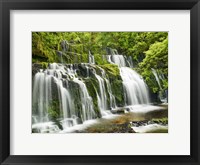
[151, 117, 168, 124]
[84, 78, 101, 118]
[96, 64, 124, 107]
[103, 82, 111, 108]
[48, 106, 59, 120]
[41, 62, 48, 69]
[81, 53, 88, 63]
[146, 129, 168, 133]
[48, 99, 60, 120]
[99, 64, 120, 78]
[110, 79, 125, 107]
[94, 54, 108, 65]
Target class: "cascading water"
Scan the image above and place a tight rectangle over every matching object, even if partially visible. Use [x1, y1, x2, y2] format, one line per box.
[95, 73, 108, 112]
[89, 51, 95, 64]
[49, 64, 96, 122]
[104, 50, 150, 107]
[100, 69, 117, 109]
[120, 67, 150, 105]
[152, 68, 162, 90]
[104, 48, 133, 67]
[151, 68, 167, 103]
[111, 55, 127, 67]
[105, 54, 126, 67]
[73, 78, 95, 121]
[126, 56, 134, 68]
[32, 71, 51, 123]
[93, 67, 117, 114]
[32, 63, 96, 132]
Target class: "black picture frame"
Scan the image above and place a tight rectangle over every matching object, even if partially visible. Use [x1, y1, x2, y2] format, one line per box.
[0, 0, 199, 164]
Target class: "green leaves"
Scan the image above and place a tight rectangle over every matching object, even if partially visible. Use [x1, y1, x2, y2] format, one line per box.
[138, 37, 168, 93]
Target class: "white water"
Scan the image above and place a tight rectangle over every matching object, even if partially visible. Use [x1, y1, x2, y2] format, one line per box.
[32, 63, 96, 132]
[111, 55, 127, 67]
[73, 78, 95, 121]
[95, 74, 108, 111]
[32, 122, 60, 133]
[132, 124, 168, 133]
[99, 68, 117, 109]
[126, 56, 134, 68]
[32, 71, 52, 123]
[104, 78, 117, 109]
[120, 67, 150, 105]
[105, 53, 150, 106]
[151, 68, 162, 90]
[127, 105, 165, 113]
[105, 55, 127, 67]
[151, 68, 167, 103]
[94, 67, 117, 115]
[89, 51, 95, 64]
[105, 48, 133, 67]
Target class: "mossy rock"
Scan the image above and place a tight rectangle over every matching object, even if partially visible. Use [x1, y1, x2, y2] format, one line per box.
[32, 62, 49, 77]
[99, 64, 120, 79]
[151, 117, 168, 125]
[110, 79, 125, 107]
[84, 78, 101, 118]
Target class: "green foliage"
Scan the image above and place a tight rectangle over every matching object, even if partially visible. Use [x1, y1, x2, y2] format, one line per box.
[32, 32, 58, 63]
[138, 38, 168, 93]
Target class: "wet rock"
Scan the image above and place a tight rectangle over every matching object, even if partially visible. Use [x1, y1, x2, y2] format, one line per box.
[32, 63, 43, 76]
[111, 109, 125, 114]
[131, 118, 168, 127]
[32, 128, 40, 133]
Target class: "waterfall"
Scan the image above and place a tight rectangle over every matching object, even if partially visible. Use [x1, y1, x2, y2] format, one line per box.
[89, 51, 95, 64]
[126, 56, 134, 68]
[120, 67, 150, 105]
[110, 55, 134, 68]
[49, 64, 76, 126]
[111, 55, 127, 67]
[73, 78, 95, 121]
[99, 68, 116, 109]
[104, 54, 126, 67]
[93, 66, 117, 113]
[102, 74, 117, 109]
[151, 68, 167, 103]
[32, 69, 57, 123]
[95, 74, 108, 111]
[85, 65, 89, 77]
[105, 53, 133, 67]
[151, 68, 162, 90]
[32, 63, 96, 132]
[104, 53, 150, 106]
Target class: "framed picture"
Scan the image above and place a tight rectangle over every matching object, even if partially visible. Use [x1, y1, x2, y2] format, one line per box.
[1, 0, 199, 164]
